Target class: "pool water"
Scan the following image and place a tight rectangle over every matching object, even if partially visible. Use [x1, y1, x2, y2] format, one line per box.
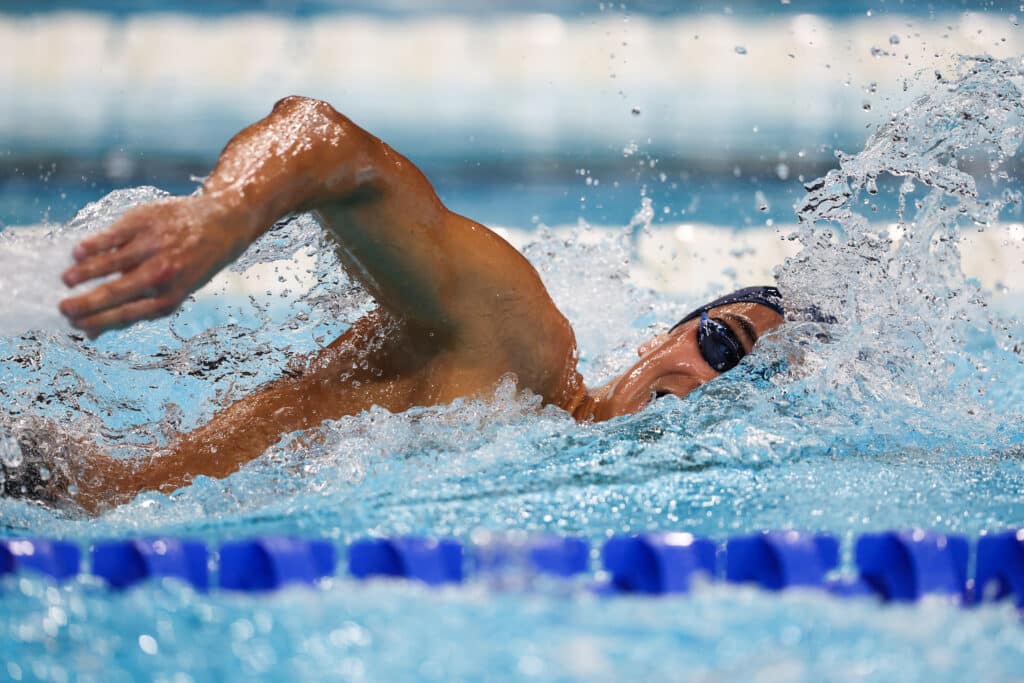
[2, 55, 1024, 682]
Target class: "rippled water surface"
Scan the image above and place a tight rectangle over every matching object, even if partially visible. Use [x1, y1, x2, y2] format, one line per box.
[2, 56, 1024, 682]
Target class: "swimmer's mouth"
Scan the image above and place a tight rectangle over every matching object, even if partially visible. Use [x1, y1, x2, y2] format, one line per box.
[653, 390, 672, 399]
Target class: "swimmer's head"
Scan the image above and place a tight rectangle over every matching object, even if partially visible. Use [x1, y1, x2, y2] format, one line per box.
[591, 286, 787, 419]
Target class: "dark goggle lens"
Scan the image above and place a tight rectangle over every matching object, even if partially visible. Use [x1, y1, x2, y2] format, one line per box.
[697, 312, 744, 372]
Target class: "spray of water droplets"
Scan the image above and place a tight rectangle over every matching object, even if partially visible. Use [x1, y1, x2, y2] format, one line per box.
[0, 57, 1021, 545]
[766, 55, 1024, 456]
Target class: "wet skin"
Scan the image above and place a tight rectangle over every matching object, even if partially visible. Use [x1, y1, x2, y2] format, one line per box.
[53, 97, 784, 512]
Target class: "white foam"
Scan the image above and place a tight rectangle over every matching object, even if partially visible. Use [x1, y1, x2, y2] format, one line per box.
[0, 226, 80, 335]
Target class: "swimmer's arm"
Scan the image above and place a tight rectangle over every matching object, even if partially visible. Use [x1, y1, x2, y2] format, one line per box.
[77, 369, 343, 511]
[82, 313, 397, 509]
[60, 96, 556, 342]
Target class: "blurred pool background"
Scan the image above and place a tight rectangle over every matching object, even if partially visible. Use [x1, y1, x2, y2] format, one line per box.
[3, 0, 1022, 231]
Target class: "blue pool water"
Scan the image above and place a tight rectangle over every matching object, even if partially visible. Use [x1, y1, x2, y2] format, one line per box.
[2, 54, 1024, 681]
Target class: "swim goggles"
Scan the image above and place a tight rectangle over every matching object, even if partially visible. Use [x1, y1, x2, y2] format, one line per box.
[669, 285, 786, 374]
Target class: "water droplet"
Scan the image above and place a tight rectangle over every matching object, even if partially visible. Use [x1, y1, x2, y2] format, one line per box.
[862, 102, 872, 111]
[37, 466, 51, 482]
[734, 46, 747, 55]
[0, 436, 23, 468]
[138, 634, 158, 655]
[755, 190, 770, 212]
[776, 163, 791, 180]
[630, 106, 641, 116]
[889, 34, 901, 45]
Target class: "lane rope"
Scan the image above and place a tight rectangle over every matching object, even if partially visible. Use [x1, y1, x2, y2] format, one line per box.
[1, 530, 1022, 608]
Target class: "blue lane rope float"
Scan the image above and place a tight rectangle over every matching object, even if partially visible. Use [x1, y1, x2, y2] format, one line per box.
[601, 532, 716, 595]
[725, 531, 840, 591]
[855, 530, 970, 603]
[92, 538, 208, 591]
[219, 537, 336, 591]
[976, 530, 1024, 607]
[524, 535, 589, 577]
[0, 538, 79, 582]
[1, 530, 1023, 610]
[348, 536, 463, 585]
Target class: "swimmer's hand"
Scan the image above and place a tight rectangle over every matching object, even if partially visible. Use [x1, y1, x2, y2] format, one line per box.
[60, 196, 255, 338]
[1, 415, 129, 516]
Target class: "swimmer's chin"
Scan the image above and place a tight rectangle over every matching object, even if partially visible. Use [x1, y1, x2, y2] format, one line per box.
[590, 375, 700, 420]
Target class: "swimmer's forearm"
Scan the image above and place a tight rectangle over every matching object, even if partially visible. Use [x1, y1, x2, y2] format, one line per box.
[110, 371, 334, 498]
[199, 96, 379, 244]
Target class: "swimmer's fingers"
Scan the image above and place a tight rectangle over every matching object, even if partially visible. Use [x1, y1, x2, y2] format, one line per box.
[62, 239, 156, 288]
[71, 295, 180, 339]
[70, 211, 149, 261]
[59, 259, 179, 329]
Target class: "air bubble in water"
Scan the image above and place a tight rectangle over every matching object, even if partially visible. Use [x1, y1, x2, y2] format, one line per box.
[0, 436, 23, 468]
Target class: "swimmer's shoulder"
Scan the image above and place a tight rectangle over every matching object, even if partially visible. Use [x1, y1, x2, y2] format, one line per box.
[438, 209, 579, 400]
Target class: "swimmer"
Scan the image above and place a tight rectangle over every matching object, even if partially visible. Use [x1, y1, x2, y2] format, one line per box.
[4, 97, 786, 513]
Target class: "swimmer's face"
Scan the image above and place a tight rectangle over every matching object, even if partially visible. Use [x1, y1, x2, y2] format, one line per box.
[594, 302, 784, 419]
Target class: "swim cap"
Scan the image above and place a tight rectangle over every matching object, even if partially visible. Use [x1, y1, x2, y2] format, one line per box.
[670, 286, 785, 333]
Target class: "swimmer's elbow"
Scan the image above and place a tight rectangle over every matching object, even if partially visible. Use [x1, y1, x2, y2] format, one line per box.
[273, 95, 341, 120]
[271, 96, 362, 146]
[269, 96, 383, 199]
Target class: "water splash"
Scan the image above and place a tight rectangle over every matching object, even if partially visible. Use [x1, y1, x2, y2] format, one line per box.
[767, 54, 1024, 455]
[0, 56, 1022, 548]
